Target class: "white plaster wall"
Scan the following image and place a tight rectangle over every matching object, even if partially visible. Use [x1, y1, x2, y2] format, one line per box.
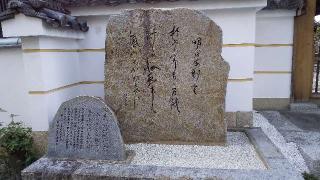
[226, 82, 253, 111]
[205, 9, 257, 112]
[256, 10, 295, 44]
[21, 37, 83, 130]
[0, 48, 31, 127]
[254, 10, 295, 99]
[254, 74, 291, 98]
[78, 16, 107, 98]
[204, 9, 257, 44]
[255, 47, 293, 72]
[78, 16, 108, 49]
[22, 37, 81, 91]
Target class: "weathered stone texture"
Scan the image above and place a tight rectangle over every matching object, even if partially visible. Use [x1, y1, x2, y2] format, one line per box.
[225, 112, 253, 129]
[236, 111, 253, 128]
[105, 9, 229, 144]
[47, 96, 126, 161]
[225, 112, 237, 128]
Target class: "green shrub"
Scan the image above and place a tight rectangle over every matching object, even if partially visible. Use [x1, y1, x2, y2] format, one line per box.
[303, 172, 319, 180]
[0, 122, 37, 180]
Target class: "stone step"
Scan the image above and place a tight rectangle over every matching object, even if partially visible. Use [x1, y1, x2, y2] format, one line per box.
[290, 103, 319, 112]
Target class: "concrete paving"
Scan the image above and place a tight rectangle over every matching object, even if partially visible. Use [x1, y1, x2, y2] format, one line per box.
[261, 109, 320, 177]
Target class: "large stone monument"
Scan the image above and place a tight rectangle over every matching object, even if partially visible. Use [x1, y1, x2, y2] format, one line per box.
[105, 9, 230, 144]
[47, 96, 126, 161]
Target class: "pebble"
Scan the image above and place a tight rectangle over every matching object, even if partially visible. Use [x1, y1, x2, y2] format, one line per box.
[126, 132, 266, 170]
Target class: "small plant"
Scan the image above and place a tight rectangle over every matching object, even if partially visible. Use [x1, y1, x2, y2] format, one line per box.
[303, 172, 319, 180]
[0, 121, 36, 180]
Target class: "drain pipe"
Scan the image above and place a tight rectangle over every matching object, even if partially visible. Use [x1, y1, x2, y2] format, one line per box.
[0, 37, 21, 48]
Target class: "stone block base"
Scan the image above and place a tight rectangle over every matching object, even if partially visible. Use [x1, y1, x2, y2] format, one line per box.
[225, 111, 253, 128]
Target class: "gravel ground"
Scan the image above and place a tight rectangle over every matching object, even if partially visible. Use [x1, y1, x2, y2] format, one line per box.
[253, 111, 309, 173]
[126, 132, 266, 170]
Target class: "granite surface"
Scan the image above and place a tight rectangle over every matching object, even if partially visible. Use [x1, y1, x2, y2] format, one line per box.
[105, 8, 229, 144]
[47, 96, 126, 161]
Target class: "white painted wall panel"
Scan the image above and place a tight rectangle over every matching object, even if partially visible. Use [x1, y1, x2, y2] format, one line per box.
[254, 10, 295, 99]
[78, 16, 109, 49]
[206, 9, 256, 112]
[23, 52, 81, 92]
[39, 37, 80, 49]
[256, 11, 294, 44]
[0, 48, 31, 126]
[40, 52, 81, 91]
[205, 9, 257, 44]
[21, 37, 83, 130]
[255, 47, 293, 71]
[78, 52, 105, 81]
[22, 52, 45, 90]
[222, 47, 255, 79]
[22, 37, 81, 91]
[254, 74, 291, 98]
[226, 82, 253, 112]
[27, 95, 49, 131]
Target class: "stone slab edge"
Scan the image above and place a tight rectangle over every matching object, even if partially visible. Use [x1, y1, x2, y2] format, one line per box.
[290, 103, 319, 112]
[253, 98, 290, 110]
[22, 128, 303, 180]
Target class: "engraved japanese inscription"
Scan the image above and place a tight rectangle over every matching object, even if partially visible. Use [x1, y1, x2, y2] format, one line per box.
[105, 9, 230, 144]
[47, 96, 126, 160]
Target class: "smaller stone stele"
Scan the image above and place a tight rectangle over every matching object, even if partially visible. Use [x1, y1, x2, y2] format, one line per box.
[47, 96, 126, 161]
